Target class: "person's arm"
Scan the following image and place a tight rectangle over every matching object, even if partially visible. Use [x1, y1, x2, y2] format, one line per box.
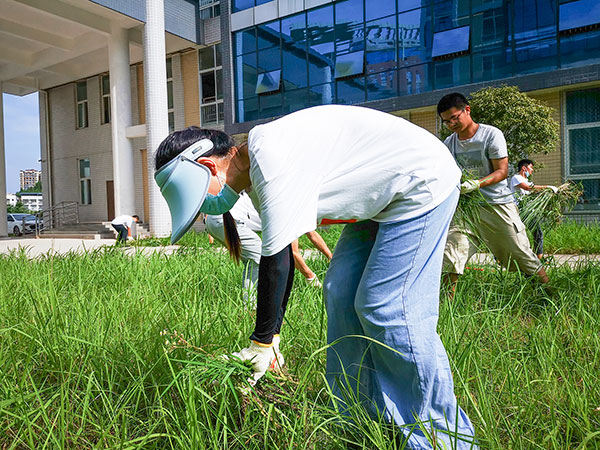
[304, 230, 333, 260]
[291, 239, 316, 279]
[478, 157, 508, 189]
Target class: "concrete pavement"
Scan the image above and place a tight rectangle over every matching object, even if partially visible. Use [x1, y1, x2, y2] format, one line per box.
[0, 236, 598, 268]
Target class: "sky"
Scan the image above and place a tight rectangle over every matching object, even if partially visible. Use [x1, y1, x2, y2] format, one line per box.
[3, 92, 41, 194]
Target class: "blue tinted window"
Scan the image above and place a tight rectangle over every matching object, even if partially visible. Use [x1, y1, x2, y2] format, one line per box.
[309, 83, 334, 105]
[283, 88, 316, 113]
[560, 29, 600, 69]
[282, 14, 307, 43]
[433, 0, 469, 32]
[238, 96, 258, 122]
[398, 0, 424, 14]
[259, 92, 282, 116]
[472, 47, 512, 82]
[471, 7, 507, 51]
[566, 88, 600, 125]
[432, 26, 470, 58]
[236, 52, 258, 100]
[257, 46, 281, 72]
[308, 5, 335, 86]
[335, 0, 364, 55]
[283, 46, 308, 89]
[256, 70, 281, 94]
[335, 0, 364, 25]
[336, 77, 365, 104]
[257, 20, 280, 50]
[366, 17, 397, 74]
[434, 55, 470, 89]
[232, 0, 254, 13]
[335, 51, 364, 78]
[559, 0, 600, 32]
[398, 7, 431, 66]
[234, 29, 256, 56]
[366, 0, 395, 21]
[366, 70, 398, 101]
[399, 64, 429, 95]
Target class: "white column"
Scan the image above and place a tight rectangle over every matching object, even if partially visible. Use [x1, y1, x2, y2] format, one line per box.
[109, 25, 136, 217]
[144, 0, 171, 236]
[0, 86, 7, 237]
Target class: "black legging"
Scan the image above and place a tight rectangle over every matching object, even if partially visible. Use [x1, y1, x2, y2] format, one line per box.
[250, 244, 295, 344]
[112, 224, 128, 243]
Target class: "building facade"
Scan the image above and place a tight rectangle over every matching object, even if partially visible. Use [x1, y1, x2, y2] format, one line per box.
[23, 0, 600, 228]
[19, 169, 41, 191]
[19, 193, 43, 212]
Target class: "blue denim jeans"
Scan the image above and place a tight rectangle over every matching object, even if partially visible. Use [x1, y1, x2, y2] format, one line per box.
[324, 189, 477, 449]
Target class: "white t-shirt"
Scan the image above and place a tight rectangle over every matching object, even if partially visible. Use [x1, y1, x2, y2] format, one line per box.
[111, 215, 135, 228]
[444, 124, 513, 204]
[229, 192, 262, 232]
[510, 174, 532, 197]
[245, 104, 461, 256]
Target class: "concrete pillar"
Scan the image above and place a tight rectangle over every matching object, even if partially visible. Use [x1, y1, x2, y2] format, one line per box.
[39, 91, 53, 212]
[0, 87, 7, 237]
[109, 25, 136, 217]
[144, 0, 171, 236]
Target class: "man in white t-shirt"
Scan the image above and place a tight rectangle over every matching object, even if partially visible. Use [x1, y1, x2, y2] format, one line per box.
[437, 93, 549, 296]
[154, 107, 477, 449]
[111, 214, 139, 243]
[510, 159, 558, 259]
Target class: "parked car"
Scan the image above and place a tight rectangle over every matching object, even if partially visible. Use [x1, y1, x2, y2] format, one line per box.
[7, 214, 42, 235]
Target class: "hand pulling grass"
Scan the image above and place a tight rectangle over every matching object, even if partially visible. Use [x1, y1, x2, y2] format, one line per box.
[518, 182, 583, 231]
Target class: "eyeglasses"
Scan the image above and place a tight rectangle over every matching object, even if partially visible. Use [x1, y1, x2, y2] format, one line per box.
[441, 109, 465, 125]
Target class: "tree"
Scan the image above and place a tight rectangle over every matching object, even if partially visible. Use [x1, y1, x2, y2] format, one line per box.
[440, 85, 559, 165]
[7, 202, 30, 213]
[18, 180, 42, 194]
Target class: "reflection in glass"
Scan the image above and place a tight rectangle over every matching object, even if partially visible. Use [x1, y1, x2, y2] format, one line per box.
[559, 0, 600, 32]
[257, 21, 281, 50]
[398, 8, 429, 66]
[258, 46, 281, 72]
[232, 0, 254, 13]
[336, 77, 365, 104]
[366, 17, 397, 74]
[561, 29, 600, 69]
[432, 26, 470, 58]
[365, 0, 395, 22]
[309, 83, 334, 105]
[234, 29, 256, 56]
[259, 92, 283, 116]
[256, 70, 282, 94]
[335, 51, 365, 78]
[366, 70, 398, 101]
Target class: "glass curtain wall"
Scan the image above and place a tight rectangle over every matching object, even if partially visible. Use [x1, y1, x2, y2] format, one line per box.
[233, 0, 600, 123]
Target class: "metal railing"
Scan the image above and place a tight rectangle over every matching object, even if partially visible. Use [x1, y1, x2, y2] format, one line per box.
[35, 201, 79, 236]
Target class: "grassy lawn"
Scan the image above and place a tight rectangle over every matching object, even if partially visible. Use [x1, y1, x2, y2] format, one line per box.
[1, 231, 599, 449]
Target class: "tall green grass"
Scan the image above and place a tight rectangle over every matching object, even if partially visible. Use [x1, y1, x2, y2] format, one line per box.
[1, 241, 599, 449]
[543, 221, 600, 254]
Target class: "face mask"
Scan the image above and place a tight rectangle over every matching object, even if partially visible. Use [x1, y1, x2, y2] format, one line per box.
[200, 182, 240, 215]
[523, 170, 530, 177]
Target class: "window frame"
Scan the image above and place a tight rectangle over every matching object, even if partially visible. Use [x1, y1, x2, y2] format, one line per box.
[199, 0, 220, 19]
[78, 158, 92, 205]
[563, 89, 600, 211]
[100, 74, 111, 125]
[166, 57, 175, 133]
[199, 45, 224, 126]
[75, 80, 88, 129]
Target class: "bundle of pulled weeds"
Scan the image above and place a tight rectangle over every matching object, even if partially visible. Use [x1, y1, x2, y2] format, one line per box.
[453, 171, 488, 237]
[518, 182, 583, 231]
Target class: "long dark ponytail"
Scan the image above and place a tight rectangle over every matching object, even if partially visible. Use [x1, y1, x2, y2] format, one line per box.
[155, 127, 242, 262]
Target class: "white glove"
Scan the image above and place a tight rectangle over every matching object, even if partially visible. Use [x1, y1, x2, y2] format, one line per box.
[547, 185, 558, 194]
[231, 340, 284, 385]
[306, 275, 322, 288]
[460, 180, 480, 194]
